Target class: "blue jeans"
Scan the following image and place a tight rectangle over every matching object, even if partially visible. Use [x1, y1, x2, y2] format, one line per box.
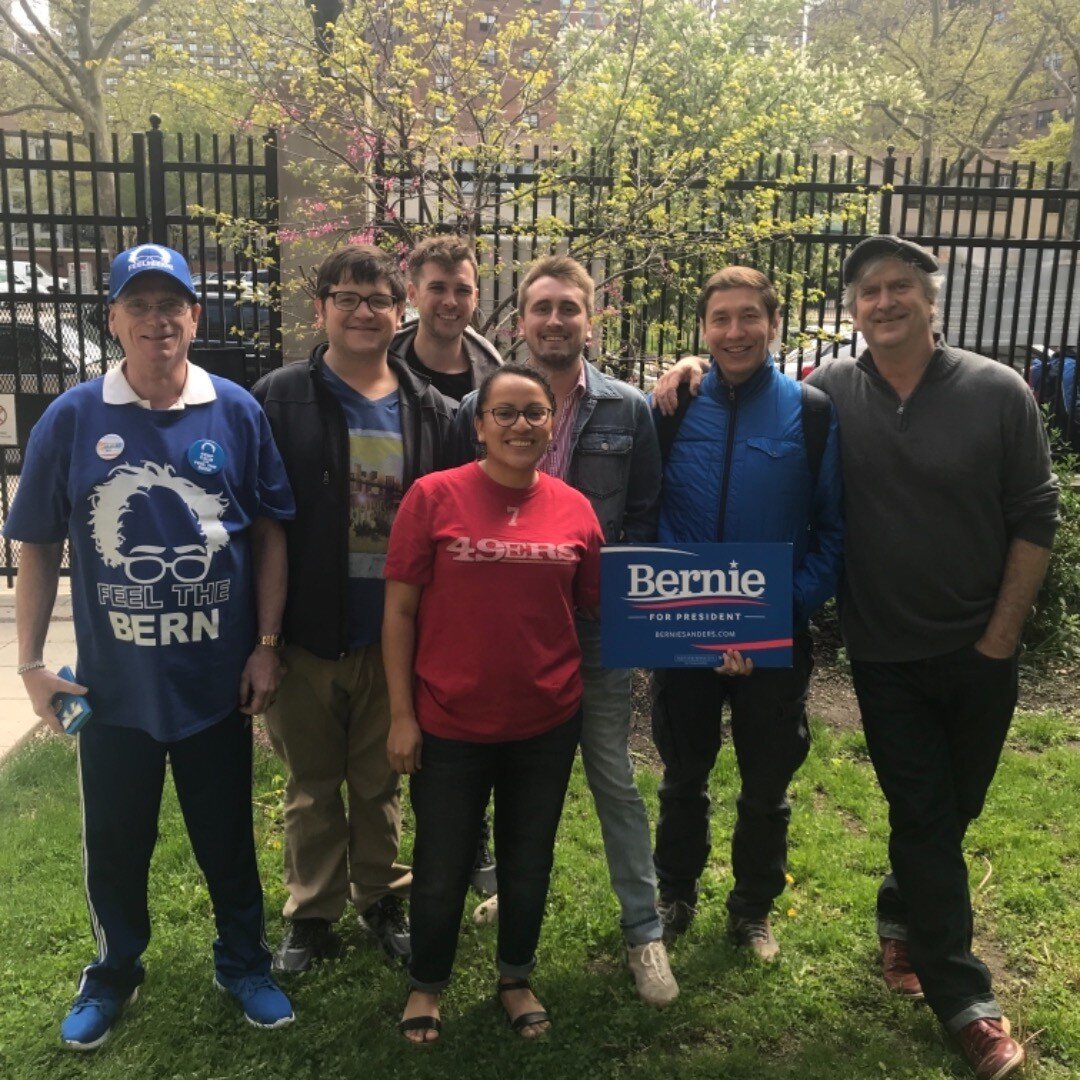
[852, 645, 1018, 1032]
[577, 618, 663, 945]
[77, 712, 271, 998]
[407, 713, 581, 991]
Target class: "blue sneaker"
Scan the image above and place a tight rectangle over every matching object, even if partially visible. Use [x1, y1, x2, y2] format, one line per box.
[214, 973, 294, 1029]
[60, 987, 138, 1050]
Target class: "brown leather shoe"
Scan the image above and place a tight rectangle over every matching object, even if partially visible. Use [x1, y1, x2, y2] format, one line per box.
[879, 936, 924, 1000]
[728, 915, 780, 962]
[955, 1017, 1025, 1080]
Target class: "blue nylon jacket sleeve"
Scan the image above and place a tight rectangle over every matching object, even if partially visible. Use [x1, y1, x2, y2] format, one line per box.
[792, 403, 844, 626]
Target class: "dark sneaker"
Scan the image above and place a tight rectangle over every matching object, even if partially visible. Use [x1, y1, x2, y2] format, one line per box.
[954, 1016, 1025, 1079]
[470, 813, 498, 897]
[880, 935, 924, 1000]
[60, 988, 137, 1050]
[657, 897, 697, 946]
[272, 917, 342, 975]
[215, 973, 294, 1029]
[360, 894, 411, 964]
[728, 914, 780, 961]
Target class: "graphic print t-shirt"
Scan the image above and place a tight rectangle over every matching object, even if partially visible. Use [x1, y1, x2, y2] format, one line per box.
[320, 361, 405, 648]
[384, 462, 603, 742]
[2, 376, 294, 742]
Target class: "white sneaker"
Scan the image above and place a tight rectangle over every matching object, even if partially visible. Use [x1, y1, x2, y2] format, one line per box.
[472, 894, 499, 926]
[627, 940, 679, 1008]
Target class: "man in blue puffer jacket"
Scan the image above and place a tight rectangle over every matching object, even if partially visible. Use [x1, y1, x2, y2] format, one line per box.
[651, 266, 843, 961]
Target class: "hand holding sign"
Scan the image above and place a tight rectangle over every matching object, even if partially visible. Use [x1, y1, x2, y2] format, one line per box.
[714, 650, 754, 677]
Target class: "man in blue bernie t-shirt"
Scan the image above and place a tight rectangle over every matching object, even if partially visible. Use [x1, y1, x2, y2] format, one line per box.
[4, 244, 297, 1049]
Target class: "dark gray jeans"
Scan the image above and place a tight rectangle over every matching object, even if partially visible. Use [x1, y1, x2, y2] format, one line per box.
[852, 644, 1018, 1032]
[651, 634, 813, 920]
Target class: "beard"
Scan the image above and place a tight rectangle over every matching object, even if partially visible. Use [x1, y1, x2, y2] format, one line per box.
[528, 340, 583, 372]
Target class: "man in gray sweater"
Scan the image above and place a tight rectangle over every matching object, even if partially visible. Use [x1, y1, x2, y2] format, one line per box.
[654, 236, 1058, 1080]
[809, 237, 1057, 1080]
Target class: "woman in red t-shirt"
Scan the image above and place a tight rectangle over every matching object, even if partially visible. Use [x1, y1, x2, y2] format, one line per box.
[383, 364, 603, 1045]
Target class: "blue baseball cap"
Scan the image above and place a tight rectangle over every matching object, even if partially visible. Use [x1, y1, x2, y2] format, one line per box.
[108, 244, 198, 302]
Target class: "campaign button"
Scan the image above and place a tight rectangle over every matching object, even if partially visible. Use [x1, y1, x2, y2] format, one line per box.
[96, 434, 125, 460]
[187, 439, 225, 475]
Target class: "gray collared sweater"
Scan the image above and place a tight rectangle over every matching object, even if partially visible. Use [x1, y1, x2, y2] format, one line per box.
[807, 342, 1059, 662]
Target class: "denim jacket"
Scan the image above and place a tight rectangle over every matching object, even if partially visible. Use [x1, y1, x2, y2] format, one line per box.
[451, 360, 661, 544]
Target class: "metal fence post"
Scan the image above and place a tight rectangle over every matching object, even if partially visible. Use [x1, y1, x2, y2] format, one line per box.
[264, 128, 281, 373]
[878, 145, 896, 235]
[147, 114, 167, 245]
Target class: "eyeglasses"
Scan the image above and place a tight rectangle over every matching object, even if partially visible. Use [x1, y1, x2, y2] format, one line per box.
[325, 290, 397, 313]
[117, 298, 191, 317]
[481, 405, 555, 427]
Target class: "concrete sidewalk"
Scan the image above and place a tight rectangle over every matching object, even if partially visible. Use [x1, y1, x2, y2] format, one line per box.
[0, 580, 75, 762]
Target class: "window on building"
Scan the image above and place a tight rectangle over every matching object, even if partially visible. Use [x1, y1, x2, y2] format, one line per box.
[479, 13, 496, 32]
[1034, 109, 1055, 131]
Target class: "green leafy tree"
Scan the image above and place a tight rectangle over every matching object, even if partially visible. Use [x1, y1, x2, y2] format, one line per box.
[0, 0, 161, 141]
[811, 0, 1054, 172]
[143, 0, 877, 368]
[1015, 116, 1074, 165]
[1016, 0, 1080, 182]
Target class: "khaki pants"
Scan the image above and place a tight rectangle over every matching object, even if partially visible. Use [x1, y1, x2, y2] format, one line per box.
[265, 643, 411, 921]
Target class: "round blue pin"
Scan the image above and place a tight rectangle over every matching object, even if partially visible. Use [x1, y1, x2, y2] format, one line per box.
[187, 439, 225, 476]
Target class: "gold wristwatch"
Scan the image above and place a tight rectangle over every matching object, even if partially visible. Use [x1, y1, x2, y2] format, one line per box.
[257, 634, 284, 649]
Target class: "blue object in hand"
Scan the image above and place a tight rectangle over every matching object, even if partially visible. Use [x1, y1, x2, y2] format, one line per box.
[52, 665, 92, 735]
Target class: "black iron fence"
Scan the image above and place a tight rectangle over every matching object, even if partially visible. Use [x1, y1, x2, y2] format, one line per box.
[367, 147, 1078, 377]
[0, 118, 279, 583]
[1, 128, 1078, 582]
[366, 144, 1077, 452]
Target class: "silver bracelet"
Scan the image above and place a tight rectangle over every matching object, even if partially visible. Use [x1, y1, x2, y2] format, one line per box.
[16, 660, 46, 676]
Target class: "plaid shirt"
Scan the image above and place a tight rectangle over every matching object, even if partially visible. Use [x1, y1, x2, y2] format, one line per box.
[538, 360, 587, 481]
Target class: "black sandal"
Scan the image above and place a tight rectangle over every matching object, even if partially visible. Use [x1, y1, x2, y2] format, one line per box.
[497, 978, 551, 1035]
[399, 991, 441, 1045]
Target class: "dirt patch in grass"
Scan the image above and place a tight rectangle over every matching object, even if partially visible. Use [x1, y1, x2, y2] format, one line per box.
[1018, 659, 1080, 717]
[584, 954, 620, 977]
[973, 932, 1023, 990]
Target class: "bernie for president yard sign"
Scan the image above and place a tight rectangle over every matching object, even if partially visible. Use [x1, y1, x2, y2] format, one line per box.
[600, 543, 794, 668]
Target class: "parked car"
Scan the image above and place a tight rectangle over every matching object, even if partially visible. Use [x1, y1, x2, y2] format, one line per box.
[0, 320, 83, 395]
[0, 303, 115, 392]
[196, 269, 272, 343]
[782, 329, 866, 380]
[0, 260, 67, 293]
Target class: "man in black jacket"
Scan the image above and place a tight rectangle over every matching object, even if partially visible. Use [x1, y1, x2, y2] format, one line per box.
[252, 245, 455, 974]
[388, 234, 502, 406]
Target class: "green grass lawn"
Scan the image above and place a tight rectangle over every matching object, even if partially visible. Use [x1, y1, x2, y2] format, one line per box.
[0, 710, 1076, 1080]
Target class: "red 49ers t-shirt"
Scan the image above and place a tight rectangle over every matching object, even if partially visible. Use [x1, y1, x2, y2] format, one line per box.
[384, 462, 603, 742]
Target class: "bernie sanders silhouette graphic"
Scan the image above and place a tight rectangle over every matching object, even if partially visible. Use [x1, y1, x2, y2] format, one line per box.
[88, 461, 229, 586]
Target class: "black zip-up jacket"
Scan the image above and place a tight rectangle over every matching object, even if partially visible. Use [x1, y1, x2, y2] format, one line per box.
[252, 345, 455, 659]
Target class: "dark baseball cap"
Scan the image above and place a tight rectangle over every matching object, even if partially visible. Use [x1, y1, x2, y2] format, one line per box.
[842, 236, 939, 285]
[108, 244, 198, 302]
